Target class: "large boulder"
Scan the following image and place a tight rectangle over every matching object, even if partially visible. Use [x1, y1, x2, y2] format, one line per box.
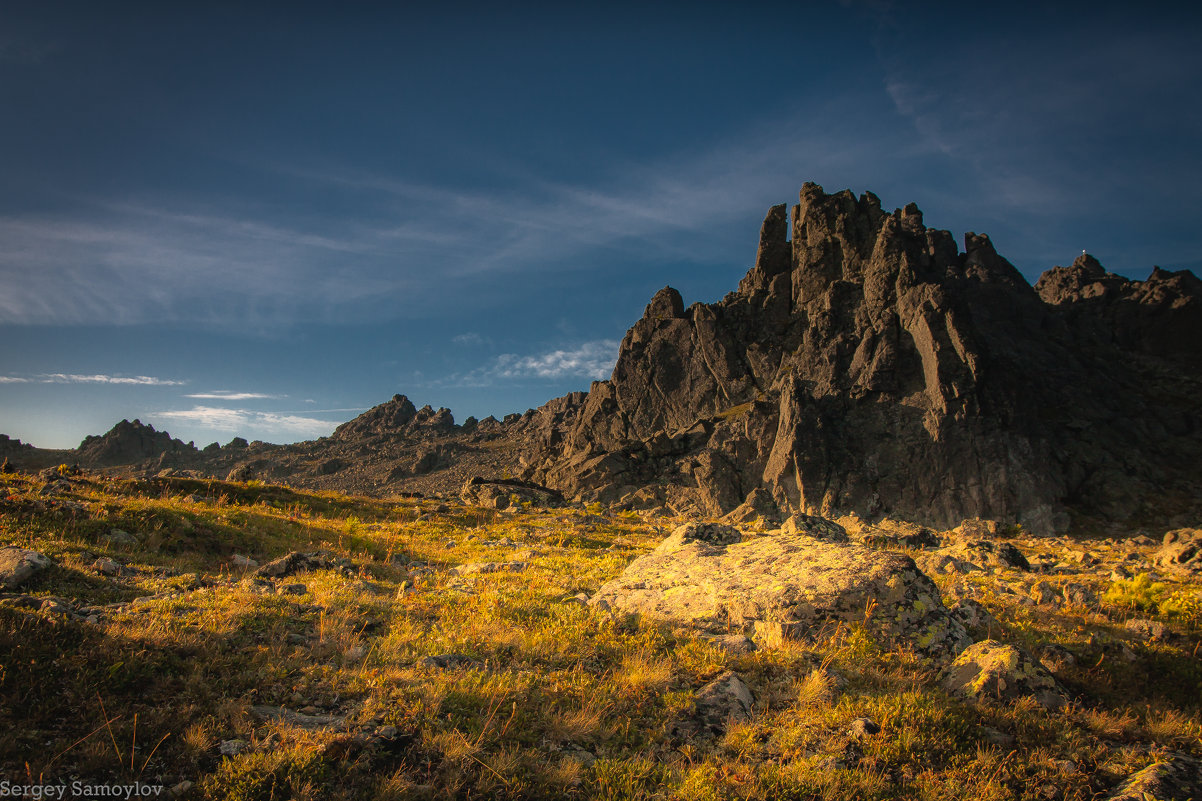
[460, 477, 564, 508]
[590, 523, 970, 659]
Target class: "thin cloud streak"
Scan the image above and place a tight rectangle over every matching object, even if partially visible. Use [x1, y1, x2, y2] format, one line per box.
[184, 391, 284, 400]
[0, 373, 185, 386]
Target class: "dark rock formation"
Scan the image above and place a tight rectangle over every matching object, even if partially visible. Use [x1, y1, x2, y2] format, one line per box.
[77, 419, 196, 466]
[333, 394, 418, 439]
[27, 182, 1202, 533]
[524, 183, 1202, 533]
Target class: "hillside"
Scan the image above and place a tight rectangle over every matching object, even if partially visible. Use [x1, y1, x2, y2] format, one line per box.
[1, 468, 1200, 798]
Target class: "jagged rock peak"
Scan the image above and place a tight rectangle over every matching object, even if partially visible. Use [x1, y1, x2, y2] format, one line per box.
[525, 182, 1202, 534]
[77, 419, 195, 466]
[643, 287, 685, 320]
[333, 394, 418, 439]
[333, 394, 459, 440]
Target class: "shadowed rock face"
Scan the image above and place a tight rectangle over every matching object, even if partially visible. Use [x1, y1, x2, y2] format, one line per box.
[76, 419, 196, 466]
[526, 183, 1202, 533]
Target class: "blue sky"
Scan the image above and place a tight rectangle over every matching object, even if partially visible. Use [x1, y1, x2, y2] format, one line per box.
[2, 2, 1200, 449]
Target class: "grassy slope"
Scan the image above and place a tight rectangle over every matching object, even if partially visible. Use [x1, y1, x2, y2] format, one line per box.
[0, 470, 1199, 800]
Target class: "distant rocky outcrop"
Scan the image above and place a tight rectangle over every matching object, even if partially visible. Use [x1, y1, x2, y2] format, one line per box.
[521, 183, 1202, 533]
[76, 419, 197, 466]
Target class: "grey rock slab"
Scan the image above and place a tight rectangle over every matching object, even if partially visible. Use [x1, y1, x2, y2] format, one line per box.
[251, 705, 347, 730]
[590, 527, 970, 660]
[453, 561, 530, 576]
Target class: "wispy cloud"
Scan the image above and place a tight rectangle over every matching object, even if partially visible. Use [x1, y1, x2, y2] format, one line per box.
[184, 391, 284, 400]
[431, 339, 620, 387]
[153, 406, 336, 438]
[451, 332, 487, 346]
[0, 373, 185, 386]
[0, 98, 890, 328]
[490, 340, 620, 380]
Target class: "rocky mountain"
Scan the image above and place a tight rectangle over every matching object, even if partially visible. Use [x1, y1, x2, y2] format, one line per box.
[7, 182, 1200, 534]
[519, 183, 1202, 533]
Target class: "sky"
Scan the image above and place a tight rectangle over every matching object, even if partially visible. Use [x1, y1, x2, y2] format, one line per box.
[2, 2, 1201, 449]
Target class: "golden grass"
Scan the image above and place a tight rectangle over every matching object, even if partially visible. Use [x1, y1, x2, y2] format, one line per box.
[0, 469, 1199, 799]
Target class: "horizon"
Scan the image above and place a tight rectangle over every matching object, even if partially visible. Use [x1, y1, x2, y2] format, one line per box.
[3, 2, 1201, 449]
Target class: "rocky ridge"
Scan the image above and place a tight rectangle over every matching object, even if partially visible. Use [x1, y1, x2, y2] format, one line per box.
[6, 183, 1202, 534]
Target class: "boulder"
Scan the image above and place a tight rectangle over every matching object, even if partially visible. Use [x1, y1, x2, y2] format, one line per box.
[590, 524, 970, 659]
[1105, 752, 1202, 801]
[460, 477, 564, 508]
[955, 541, 1030, 571]
[1152, 529, 1201, 573]
[781, 513, 849, 542]
[255, 551, 342, 579]
[942, 640, 1069, 710]
[0, 547, 51, 590]
[691, 671, 754, 735]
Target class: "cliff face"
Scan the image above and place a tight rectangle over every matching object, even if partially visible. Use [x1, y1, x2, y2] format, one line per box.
[524, 183, 1202, 533]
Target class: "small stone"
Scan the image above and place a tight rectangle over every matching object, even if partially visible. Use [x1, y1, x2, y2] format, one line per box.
[219, 739, 247, 756]
[1038, 643, 1076, 672]
[104, 529, 138, 546]
[1030, 581, 1059, 605]
[169, 780, 194, 797]
[978, 726, 1015, 748]
[849, 717, 881, 738]
[707, 634, 757, 655]
[454, 561, 529, 576]
[231, 554, 258, 569]
[1124, 617, 1168, 642]
[562, 592, 590, 605]
[279, 583, 307, 596]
